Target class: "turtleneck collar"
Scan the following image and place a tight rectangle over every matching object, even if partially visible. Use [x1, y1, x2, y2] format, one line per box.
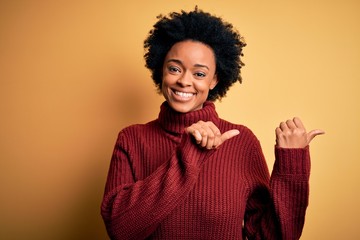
[157, 101, 220, 134]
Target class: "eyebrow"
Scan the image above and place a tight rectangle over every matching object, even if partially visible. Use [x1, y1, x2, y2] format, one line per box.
[166, 59, 209, 70]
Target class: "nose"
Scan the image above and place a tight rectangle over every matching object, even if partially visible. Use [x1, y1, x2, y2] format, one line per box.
[176, 71, 192, 87]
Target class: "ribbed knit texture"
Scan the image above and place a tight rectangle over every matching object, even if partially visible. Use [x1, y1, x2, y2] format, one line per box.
[101, 101, 311, 240]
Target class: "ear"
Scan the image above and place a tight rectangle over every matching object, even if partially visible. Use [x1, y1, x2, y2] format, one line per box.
[210, 74, 218, 90]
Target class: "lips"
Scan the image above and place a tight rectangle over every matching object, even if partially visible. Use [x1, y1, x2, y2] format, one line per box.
[164, 87, 204, 112]
[174, 90, 194, 98]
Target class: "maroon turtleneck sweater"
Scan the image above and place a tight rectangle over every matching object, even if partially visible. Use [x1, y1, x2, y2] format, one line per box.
[101, 101, 310, 240]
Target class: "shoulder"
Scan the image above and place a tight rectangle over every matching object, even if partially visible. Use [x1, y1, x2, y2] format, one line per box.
[218, 118, 263, 154]
[115, 119, 160, 144]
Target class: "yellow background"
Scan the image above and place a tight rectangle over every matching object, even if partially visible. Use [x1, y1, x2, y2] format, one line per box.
[1, 0, 359, 239]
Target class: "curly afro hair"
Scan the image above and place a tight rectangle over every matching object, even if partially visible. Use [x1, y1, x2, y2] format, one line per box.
[144, 7, 246, 101]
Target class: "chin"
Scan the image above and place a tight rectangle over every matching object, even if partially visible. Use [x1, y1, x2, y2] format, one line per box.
[168, 101, 201, 113]
[170, 104, 191, 113]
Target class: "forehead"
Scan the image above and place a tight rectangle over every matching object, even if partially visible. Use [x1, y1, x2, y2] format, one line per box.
[165, 40, 216, 67]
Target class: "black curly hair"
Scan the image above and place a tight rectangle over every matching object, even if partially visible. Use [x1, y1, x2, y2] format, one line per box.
[144, 7, 246, 101]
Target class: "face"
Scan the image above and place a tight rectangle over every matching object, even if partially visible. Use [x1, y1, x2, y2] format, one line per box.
[161, 40, 218, 113]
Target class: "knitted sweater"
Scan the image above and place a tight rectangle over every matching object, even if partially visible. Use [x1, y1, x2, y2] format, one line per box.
[101, 101, 310, 240]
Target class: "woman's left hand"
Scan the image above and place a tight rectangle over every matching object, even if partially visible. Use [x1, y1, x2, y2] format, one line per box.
[275, 117, 325, 148]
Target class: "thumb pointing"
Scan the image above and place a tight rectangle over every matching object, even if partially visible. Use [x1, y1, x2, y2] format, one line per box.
[307, 129, 325, 143]
[221, 129, 240, 142]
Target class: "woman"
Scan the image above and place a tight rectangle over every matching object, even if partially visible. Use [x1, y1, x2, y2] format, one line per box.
[101, 8, 324, 240]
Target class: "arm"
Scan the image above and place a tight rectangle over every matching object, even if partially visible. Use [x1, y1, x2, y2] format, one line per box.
[244, 117, 324, 240]
[101, 121, 239, 239]
[101, 131, 214, 240]
[271, 146, 311, 239]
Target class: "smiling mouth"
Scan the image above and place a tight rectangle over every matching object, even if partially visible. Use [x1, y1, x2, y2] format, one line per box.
[174, 90, 195, 98]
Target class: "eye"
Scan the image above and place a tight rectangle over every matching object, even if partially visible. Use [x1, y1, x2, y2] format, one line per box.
[168, 66, 181, 73]
[194, 72, 206, 78]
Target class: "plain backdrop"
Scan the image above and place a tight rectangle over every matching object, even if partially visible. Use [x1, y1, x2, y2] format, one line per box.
[1, 0, 359, 239]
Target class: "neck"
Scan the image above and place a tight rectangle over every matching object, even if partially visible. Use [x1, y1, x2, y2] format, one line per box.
[157, 101, 219, 134]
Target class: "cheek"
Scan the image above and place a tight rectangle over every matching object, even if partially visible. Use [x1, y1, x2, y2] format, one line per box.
[160, 81, 166, 94]
[161, 76, 168, 89]
[196, 81, 212, 93]
[160, 78, 171, 96]
[162, 73, 177, 87]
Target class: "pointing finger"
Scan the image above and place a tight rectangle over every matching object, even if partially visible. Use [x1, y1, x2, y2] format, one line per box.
[219, 129, 240, 145]
[307, 129, 325, 143]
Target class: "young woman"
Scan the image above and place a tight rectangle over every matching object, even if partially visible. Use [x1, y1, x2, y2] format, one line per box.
[101, 8, 324, 240]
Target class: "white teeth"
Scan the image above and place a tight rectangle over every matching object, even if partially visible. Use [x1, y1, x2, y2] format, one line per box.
[175, 91, 194, 98]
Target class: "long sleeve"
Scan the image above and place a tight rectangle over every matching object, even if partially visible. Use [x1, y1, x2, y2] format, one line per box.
[244, 139, 310, 240]
[101, 130, 215, 240]
[271, 146, 310, 240]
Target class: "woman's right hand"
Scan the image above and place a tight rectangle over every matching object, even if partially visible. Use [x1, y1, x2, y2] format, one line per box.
[186, 121, 240, 150]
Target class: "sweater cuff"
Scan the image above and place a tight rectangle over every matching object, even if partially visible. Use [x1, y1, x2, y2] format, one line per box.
[273, 146, 311, 175]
